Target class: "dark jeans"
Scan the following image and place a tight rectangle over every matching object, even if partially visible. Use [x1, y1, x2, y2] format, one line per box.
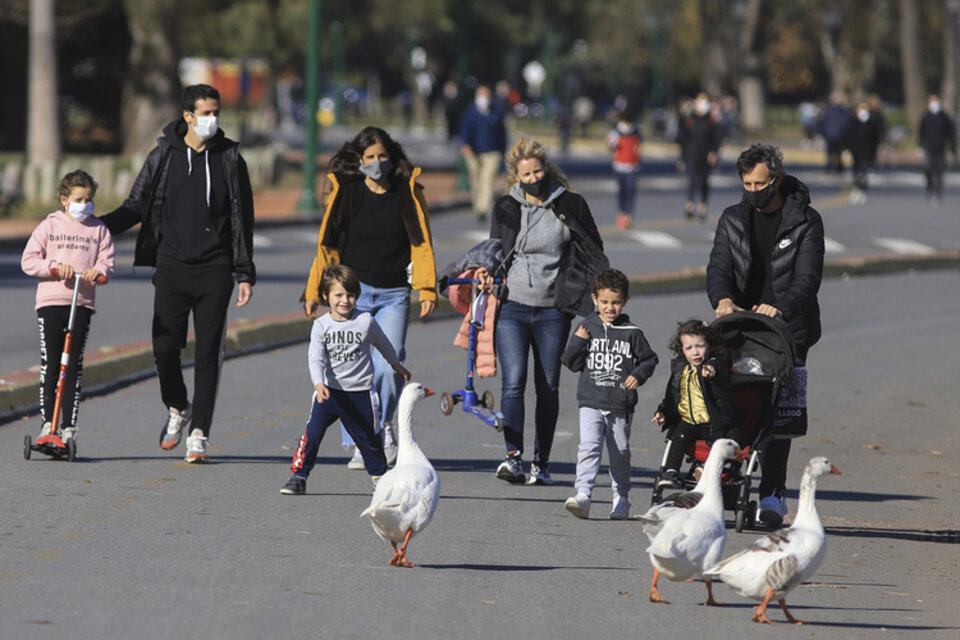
[924, 152, 946, 197]
[685, 163, 711, 205]
[152, 265, 234, 436]
[291, 388, 387, 477]
[37, 305, 93, 430]
[495, 301, 572, 465]
[615, 170, 637, 215]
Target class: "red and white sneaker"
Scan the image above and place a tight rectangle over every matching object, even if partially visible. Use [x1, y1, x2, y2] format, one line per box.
[184, 428, 208, 463]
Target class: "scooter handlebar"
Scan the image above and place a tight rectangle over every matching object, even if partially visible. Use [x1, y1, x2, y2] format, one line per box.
[49, 267, 108, 285]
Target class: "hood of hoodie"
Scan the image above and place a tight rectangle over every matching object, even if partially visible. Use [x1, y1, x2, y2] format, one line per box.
[508, 180, 566, 209]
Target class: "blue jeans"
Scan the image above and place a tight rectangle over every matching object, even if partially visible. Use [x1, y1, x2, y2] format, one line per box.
[340, 283, 410, 447]
[495, 301, 572, 465]
[615, 170, 637, 215]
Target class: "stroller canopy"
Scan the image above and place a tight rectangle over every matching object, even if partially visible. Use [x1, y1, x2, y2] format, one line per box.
[711, 311, 796, 386]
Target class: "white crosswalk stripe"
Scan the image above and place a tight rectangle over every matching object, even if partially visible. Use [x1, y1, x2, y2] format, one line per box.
[460, 230, 489, 242]
[873, 237, 937, 255]
[253, 234, 273, 248]
[823, 237, 846, 254]
[628, 230, 683, 248]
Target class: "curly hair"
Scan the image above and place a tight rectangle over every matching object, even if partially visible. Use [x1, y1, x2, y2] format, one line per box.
[58, 169, 98, 199]
[503, 137, 571, 192]
[735, 143, 784, 180]
[593, 268, 629, 297]
[667, 318, 726, 359]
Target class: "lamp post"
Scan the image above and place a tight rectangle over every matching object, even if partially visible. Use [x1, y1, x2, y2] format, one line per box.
[298, 0, 322, 215]
[331, 20, 345, 126]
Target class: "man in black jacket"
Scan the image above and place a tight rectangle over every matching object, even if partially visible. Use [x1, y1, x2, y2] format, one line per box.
[917, 94, 957, 205]
[102, 84, 256, 463]
[706, 143, 824, 528]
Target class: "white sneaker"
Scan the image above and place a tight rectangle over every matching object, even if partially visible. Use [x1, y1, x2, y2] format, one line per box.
[383, 424, 398, 466]
[347, 446, 366, 470]
[564, 493, 591, 519]
[758, 495, 788, 528]
[184, 428, 208, 463]
[610, 495, 630, 520]
[526, 463, 552, 486]
[160, 403, 191, 450]
[61, 427, 77, 444]
[38, 421, 53, 438]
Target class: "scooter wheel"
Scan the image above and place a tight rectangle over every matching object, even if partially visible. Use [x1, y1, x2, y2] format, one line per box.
[481, 390, 495, 411]
[439, 392, 454, 416]
[66, 438, 77, 462]
[23, 435, 32, 460]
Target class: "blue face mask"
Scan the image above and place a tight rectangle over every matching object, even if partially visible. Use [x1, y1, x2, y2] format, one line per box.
[359, 158, 393, 181]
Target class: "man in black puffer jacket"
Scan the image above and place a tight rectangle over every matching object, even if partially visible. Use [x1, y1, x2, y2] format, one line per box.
[102, 84, 256, 464]
[707, 143, 824, 528]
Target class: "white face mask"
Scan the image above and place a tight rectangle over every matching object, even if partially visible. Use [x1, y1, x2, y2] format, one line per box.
[475, 96, 490, 112]
[696, 99, 710, 115]
[929, 101, 941, 114]
[857, 109, 869, 122]
[191, 114, 220, 140]
[66, 201, 95, 222]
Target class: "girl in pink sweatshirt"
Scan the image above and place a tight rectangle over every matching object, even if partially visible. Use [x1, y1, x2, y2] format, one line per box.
[20, 170, 115, 443]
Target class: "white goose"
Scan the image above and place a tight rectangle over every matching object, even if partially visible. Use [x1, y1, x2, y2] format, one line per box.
[361, 382, 440, 567]
[636, 472, 708, 543]
[703, 456, 841, 624]
[646, 438, 744, 605]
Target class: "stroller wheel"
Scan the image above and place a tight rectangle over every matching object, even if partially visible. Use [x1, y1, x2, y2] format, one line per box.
[735, 505, 747, 533]
[481, 390, 495, 411]
[439, 392, 454, 416]
[23, 435, 32, 460]
[747, 500, 758, 529]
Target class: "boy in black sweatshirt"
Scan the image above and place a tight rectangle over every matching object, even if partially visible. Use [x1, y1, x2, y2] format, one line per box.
[560, 269, 658, 519]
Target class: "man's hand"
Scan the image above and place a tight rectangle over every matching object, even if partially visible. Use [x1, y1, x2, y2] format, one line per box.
[473, 267, 495, 293]
[304, 300, 320, 318]
[419, 300, 436, 319]
[236, 282, 253, 307]
[751, 303, 782, 318]
[715, 297, 742, 317]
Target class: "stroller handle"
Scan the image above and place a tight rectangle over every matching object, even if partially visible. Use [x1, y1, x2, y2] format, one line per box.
[50, 267, 108, 285]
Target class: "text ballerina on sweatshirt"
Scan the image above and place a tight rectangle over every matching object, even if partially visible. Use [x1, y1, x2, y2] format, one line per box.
[21, 210, 115, 311]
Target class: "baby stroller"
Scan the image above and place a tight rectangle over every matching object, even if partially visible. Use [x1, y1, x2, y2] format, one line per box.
[650, 311, 796, 532]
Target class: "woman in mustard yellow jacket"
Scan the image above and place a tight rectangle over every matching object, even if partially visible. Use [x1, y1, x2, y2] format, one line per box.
[302, 126, 437, 465]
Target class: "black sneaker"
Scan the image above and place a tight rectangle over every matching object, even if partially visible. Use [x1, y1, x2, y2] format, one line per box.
[495, 452, 525, 484]
[280, 475, 306, 495]
[657, 469, 681, 489]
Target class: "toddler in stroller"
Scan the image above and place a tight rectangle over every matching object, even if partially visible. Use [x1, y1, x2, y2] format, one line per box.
[650, 312, 796, 532]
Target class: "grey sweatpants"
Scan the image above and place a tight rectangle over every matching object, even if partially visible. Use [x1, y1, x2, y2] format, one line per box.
[574, 408, 633, 498]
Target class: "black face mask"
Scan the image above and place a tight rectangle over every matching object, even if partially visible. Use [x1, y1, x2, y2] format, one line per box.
[743, 179, 777, 210]
[520, 177, 549, 199]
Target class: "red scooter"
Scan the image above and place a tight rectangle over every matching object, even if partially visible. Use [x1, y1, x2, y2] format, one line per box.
[24, 268, 107, 462]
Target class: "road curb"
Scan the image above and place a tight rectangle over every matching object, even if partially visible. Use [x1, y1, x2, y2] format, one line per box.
[2, 252, 955, 425]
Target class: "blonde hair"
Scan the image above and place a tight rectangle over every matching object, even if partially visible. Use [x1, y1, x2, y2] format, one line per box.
[503, 137, 571, 192]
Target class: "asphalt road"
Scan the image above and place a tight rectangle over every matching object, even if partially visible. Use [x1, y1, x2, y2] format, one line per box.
[2, 269, 958, 640]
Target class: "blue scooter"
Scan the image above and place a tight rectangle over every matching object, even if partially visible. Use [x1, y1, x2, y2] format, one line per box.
[440, 277, 504, 431]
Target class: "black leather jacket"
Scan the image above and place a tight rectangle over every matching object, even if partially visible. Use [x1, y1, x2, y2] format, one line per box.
[707, 175, 824, 353]
[101, 120, 256, 284]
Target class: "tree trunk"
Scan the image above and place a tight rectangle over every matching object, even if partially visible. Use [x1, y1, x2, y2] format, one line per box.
[899, 0, 926, 132]
[700, 0, 733, 96]
[943, 1, 960, 119]
[738, 0, 765, 134]
[27, 0, 59, 168]
[120, 0, 181, 155]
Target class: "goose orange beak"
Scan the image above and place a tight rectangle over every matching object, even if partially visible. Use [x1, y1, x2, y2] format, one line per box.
[830, 464, 842, 475]
[733, 447, 747, 461]
[424, 388, 435, 397]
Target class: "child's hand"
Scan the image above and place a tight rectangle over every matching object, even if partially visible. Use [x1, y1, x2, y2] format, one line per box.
[651, 412, 665, 425]
[56, 264, 75, 281]
[315, 383, 330, 403]
[701, 364, 715, 378]
[81, 268, 101, 283]
[624, 374, 639, 389]
[393, 363, 412, 381]
[574, 324, 590, 339]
